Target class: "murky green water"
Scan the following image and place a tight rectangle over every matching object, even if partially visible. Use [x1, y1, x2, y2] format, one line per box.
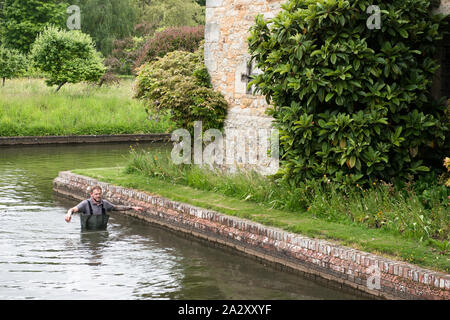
[0, 143, 362, 300]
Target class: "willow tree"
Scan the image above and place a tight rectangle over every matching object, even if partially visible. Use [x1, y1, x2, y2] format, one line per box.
[71, 0, 139, 56]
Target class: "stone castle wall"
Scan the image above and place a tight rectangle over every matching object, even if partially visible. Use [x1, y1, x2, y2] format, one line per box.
[435, 0, 450, 14]
[204, 0, 284, 174]
[205, 0, 283, 123]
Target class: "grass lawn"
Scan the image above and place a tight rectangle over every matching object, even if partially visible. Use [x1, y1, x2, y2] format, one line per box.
[72, 166, 450, 273]
[0, 77, 171, 136]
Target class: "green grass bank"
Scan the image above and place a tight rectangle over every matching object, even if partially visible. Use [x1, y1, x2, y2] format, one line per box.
[0, 78, 171, 136]
[72, 155, 449, 273]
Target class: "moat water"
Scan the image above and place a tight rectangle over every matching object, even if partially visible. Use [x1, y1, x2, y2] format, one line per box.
[0, 143, 362, 299]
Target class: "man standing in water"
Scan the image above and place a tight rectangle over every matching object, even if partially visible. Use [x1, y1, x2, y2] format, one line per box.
[65, 185, 144, 229]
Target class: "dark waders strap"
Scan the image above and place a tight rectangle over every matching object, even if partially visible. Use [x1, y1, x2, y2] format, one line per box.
[86, 200, 94, 225]
[82, 200, 109, 230]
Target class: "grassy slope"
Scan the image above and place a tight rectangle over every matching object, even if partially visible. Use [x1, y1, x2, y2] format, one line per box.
[0, 78, 170, 136]
[72, 167, 450, 273]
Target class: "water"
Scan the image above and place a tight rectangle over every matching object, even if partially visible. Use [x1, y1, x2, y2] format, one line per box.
[0, 143, 362, 300]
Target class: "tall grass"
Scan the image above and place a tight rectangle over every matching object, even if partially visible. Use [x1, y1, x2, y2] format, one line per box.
[0, 78, 171, 136]
[125, 148, 449, 248]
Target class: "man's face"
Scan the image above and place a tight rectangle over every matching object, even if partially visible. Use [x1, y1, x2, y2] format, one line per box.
[90, 189, 102, 203]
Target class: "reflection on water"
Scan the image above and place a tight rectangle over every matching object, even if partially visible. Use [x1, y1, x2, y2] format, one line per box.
[0, 143, 363, 299]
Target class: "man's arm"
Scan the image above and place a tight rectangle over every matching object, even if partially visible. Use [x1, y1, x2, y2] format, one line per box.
[102, 200, 144, 213]
[65, 206, 79, 223]
[112, 205, 144, 212]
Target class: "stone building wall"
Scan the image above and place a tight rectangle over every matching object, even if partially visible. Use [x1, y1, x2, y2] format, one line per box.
[435, 0, 450, 14]
[205, 0, 283, 120]
[204, 0, 284, 174]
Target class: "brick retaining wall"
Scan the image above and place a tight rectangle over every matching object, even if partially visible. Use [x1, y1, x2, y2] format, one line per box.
[53, 171, 450, 300]
[0, 134, 171, 146]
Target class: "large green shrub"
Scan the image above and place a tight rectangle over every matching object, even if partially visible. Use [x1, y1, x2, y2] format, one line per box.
[134, 44, 228, 134]
[248, 0, 449, 186]
[0, 45, 27, 86]
[30, 26, 106, 91]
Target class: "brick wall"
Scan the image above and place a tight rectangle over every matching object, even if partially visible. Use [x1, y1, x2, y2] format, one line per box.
[54, 171, 450, 300]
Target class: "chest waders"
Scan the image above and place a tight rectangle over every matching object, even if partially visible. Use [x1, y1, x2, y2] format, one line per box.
[80, 200, 110, 230]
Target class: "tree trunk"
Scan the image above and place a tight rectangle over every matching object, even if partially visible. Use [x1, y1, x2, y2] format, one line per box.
[2, 77, 5, 87]
[55, 81, 66, 92]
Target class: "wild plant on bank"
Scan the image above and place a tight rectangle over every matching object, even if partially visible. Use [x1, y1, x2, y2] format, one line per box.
[125, 148, 449, 245]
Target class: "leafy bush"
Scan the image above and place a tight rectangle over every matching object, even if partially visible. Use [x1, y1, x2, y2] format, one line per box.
[30, 26, 106, 91]
[134, 44, 228, 134]
[134, 25, 204, 70]
[0, 45, 27, 86]
[105, 36, 144, 75]
[248, 0, 449, 187]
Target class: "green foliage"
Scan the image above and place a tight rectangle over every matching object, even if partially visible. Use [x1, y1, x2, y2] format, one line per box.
[134, 44, 228, 134]
[125, 148, 449, 245]
[138, 0, 205, 35]
[0, 0, 68, 53]
[134, 26, 205, 69]
[248, 0, 449, 187]
[0, 45, 27, 85]
[194, 0, 206, 6]
[30, 26, 106, 90]
[71, 0, 139, 56]
[105, 36, 144, 75]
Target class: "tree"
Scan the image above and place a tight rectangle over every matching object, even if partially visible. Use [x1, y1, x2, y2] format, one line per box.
[0, 0, 68, 53]
[30, 26, 106, 91]
[71, 0, 139, 56]
[0, 45, 27, 86]
[139, 0, 205, 35]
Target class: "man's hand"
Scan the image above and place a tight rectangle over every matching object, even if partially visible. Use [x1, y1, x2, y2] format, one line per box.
[132, 206, 144, 212]
[65, 207, 78, 223]
[65, 211, 72, 223]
